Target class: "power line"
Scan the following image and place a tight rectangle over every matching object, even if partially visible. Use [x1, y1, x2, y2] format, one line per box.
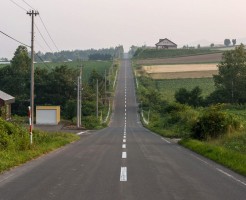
[34, 24, 54, 53]
[0, 30, 30, 48]
[9, 0, 28, 11]
[21, 0, 59, 52]
[38, 15, 60, 52]
[10, 0, 59, 54]
[21, 0, 35, 10]
[35, 53, 52, 68]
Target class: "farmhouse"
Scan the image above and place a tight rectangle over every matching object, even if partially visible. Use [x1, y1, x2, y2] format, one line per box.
[156, 38, 177, 49]
[0, 90, 15, 120]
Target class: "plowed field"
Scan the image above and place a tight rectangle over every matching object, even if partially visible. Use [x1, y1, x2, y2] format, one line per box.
[139, 63, 218, 79]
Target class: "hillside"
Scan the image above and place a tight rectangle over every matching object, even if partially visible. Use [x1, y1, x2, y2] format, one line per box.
[133, 48, 222, 60]
[135, 52, 222, 65]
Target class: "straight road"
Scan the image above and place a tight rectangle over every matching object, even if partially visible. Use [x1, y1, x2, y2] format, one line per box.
[0, 57, 246, 200]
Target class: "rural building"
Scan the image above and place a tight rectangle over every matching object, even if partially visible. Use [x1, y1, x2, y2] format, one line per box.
[36, 106, 60, 125]
[0, 90, 15, 120]
[155, 38, 177, 49]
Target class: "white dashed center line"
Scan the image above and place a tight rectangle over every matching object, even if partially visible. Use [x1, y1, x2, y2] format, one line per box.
[120, 167, 127, 181]
[122, 152, 127, 159]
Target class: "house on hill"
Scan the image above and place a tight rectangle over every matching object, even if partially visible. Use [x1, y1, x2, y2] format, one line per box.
[155, 38, 177, 49]
[0, 90, 15, 120]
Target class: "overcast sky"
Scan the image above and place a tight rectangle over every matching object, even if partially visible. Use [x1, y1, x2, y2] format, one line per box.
[1, 0, 246, 59]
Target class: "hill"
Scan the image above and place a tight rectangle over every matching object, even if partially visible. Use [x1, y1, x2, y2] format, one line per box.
[133, 48, 222, 60]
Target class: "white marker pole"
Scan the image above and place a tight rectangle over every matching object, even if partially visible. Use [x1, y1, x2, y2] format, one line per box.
[28, 106, 33, 144]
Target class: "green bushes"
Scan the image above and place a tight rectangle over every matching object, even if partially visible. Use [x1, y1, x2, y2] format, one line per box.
[0, 118, 29, 150]
[0, 118, 79, 173]
[191, 105, 241, 140]
[82, 116, 100, 129]
[175, 86, 204, 107]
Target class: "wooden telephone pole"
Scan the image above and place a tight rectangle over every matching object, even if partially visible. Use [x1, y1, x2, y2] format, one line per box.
[27, 10, 39, 143]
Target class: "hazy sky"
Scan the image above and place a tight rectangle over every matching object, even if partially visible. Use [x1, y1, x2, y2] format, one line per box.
[1, 0, 246, 59]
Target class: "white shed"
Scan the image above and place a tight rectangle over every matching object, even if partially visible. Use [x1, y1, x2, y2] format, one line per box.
[36, 106, 60, 125]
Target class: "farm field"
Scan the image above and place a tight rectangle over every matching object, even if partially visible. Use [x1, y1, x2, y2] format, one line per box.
[35, 60, 113, 81]
[135, 52, 222, 65]
[155, 78, 215, 102]
[134, 48, 221, 59]
[139, 63, 218, 79]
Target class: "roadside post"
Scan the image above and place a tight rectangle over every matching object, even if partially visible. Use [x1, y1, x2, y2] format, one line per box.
[28, 106, 33, 145]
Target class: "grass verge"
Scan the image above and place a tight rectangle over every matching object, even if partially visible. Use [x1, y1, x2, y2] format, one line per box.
[179, 139, 246, 176]
[0, 130, 79, 174]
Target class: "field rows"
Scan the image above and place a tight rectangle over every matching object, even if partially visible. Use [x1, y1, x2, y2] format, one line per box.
[140, 63, 218, 79]
[135, 52, 222, 65]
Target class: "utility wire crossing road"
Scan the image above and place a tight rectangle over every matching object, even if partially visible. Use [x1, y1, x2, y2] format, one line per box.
[0, 57, 246, 200]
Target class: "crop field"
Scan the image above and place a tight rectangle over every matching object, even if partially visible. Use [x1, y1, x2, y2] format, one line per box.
[35, 60, 113, 81]
[135, 52, 222, 65]
[139, 63, 218, 79]
[155, 78, 215, 102]
[134, 48, 221, 59]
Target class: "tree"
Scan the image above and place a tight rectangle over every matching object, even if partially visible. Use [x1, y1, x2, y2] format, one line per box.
[0, 45, 31, 115]
[175, 88, 190, 104]
[197, 44, 201, 49]
[232, 39, 237, 46]
[175, 87, 203, 107]
[224, 39, 231, 47]
[213, 44, 246, 103]
[210, 43, 214, 48]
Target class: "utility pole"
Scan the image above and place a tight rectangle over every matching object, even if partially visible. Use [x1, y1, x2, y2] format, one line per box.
[27, 10, 39, 139]
[77, 76, 80, 128]
[77, 66, 82, 128]
[96, 79, 98, 119]
[79, 66, 82, 127]
[105, 69, 107, 104]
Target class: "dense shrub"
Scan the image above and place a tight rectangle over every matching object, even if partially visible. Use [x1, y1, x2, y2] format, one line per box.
[191, 105, 241, 140]
[0, 118, 29, 150]
[175, 86, 204, 107]
[82, 116, 100, 129]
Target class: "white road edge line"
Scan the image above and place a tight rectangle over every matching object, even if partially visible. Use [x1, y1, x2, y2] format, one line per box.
[0, 174, 14, 183]
[120, 167, 127, 181]
[216, 168, 246, 186]
[161, 138, 171, 144]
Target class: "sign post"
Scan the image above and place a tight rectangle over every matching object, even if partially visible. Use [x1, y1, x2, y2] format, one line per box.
[28, 106, 33, 145]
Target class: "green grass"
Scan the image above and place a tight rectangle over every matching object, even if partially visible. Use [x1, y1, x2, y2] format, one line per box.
[179, 139, 246, 176]
[155, 78, 215, 102]
[134, 48, 221, 59]
[0, 131, 79, 173]
[0, 117, 80, 173]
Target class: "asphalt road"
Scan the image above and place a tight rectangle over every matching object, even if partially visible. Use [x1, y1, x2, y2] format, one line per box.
[0, 58, 246, 200]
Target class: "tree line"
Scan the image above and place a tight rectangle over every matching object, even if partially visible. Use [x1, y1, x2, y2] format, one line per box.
[35, 45, 124, 62]
[0, 45, 121, 128]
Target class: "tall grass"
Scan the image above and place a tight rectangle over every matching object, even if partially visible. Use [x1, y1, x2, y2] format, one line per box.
[179, 139, 246, 176]
[0, 118, 79, 173]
